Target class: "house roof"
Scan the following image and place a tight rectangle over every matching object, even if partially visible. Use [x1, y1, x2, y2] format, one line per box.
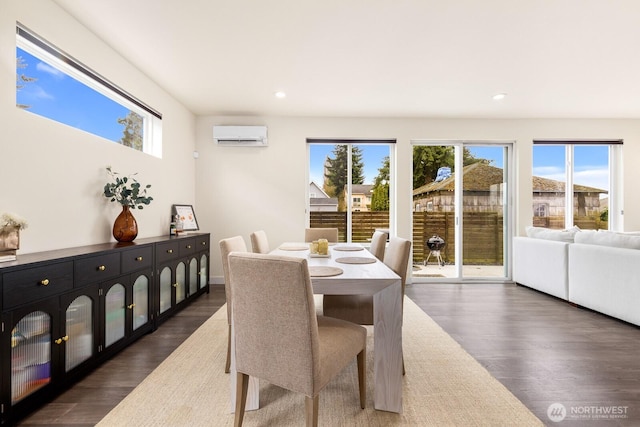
[531, 176, 606, 194]
[413, 162, 607, 197]
[310, 198, 338, 206]
[351, 185, 374, 195]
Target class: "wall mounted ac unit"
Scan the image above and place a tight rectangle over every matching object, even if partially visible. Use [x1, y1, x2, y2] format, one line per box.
[213, 125, 268, 146]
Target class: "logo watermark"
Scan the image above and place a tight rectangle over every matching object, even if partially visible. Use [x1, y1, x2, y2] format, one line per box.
[547, 403, 629, 422]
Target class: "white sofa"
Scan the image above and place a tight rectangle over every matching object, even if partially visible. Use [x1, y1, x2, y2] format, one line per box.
[514, 227, 640, 326]
[513, 236, 570, 300]
[568, 231, 640, 326]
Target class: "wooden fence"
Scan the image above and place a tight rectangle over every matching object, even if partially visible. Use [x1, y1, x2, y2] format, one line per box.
[311, 212, 606, 266]
[310, 211, 504, 265]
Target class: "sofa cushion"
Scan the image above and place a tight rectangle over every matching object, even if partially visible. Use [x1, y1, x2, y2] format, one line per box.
[575, 230, 640, 249]
[525, 226, 580, 242]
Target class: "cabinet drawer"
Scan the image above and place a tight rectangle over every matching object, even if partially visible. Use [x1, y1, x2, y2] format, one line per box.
[178, 238, 197, 257]
[121, 245, 153, 273]
[195, 235, 210, 251]
[156, 241, 181, 264]
[3, 261, 73, 308]
[74, 253, 120, 287]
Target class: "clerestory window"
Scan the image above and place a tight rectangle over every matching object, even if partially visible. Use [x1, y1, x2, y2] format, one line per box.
[15, 23, 162, 158]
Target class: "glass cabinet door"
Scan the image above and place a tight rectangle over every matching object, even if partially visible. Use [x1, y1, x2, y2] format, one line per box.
[159, 266, 172, 314]
[199, 254, 208, 289]
[104, 284, 125, 348]
[11, 311, 51, 404]
[65, 295, 94, 371]
[175, 262, 186, 304]
[188, 258, 198, 295]
[132, 274, 149, 331]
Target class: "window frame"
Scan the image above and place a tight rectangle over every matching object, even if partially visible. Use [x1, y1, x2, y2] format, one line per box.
[307, 139, 396, 242]
[532, 139, 622, 230]
[16, 23, 162, 158]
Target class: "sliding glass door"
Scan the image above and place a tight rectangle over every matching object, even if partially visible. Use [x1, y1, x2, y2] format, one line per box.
[412, 141, 512, 281]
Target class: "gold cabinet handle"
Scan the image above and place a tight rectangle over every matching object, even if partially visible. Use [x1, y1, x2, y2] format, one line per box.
[136, 256, 143, 261]
[98, 265, 106, 271]
[62, 335, 69, 342]
[186, 245, 192, 249]
[55, 338, 62, 345]
[201, 241, 207, 246]
[167, 249, 173, 254]
[128, 303, 136, 309]
[172, 283, 178, 288]
[40, 278, 50, 286]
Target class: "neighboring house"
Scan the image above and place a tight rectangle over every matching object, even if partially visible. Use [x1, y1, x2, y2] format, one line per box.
[309, 181, 338, 212]
[413, 163, 607, 216]
[349, 184, 373, 212]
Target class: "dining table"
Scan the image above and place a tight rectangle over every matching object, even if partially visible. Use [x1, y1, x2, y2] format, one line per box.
[229, 242, 403, 414]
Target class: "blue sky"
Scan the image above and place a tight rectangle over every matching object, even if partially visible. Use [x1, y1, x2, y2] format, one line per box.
[16, 47, 129, 142]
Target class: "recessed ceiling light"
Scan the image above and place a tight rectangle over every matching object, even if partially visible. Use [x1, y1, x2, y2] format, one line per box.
[274, 91, 286, 99]
[492, 93, 507, 100]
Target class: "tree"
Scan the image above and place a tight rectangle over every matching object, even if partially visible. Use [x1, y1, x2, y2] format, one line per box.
[371, 156, 390, 211]
[412, 146, 488, 189]
[118, 111, 143, 150]
[324, 145, 365, 210]
[16, 56, 36, 109]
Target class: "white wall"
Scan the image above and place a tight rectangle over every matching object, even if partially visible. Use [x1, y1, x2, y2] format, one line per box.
[0, 0, 197, 253]
[3, 1, 640, 284]
[196, 116, 640, 282]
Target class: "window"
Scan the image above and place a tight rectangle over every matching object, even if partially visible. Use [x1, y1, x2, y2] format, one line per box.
[532, 140, 622, 230]
[308, 139, 394, 242]
[533, 203, 548, 217]
[15, 24, 162, 157]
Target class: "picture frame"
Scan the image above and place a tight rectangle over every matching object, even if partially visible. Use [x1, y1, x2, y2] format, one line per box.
[172, 204, 199, 231]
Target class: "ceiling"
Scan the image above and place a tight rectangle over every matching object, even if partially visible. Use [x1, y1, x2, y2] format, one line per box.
[54, 0, 640, 119]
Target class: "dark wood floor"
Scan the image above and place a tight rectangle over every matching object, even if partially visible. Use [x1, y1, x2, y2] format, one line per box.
[16, 282, 640, 426]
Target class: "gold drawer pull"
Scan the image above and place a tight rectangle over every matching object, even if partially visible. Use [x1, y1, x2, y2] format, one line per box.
[167, 249, 173, 254]
[128, 303, 136, 309]
[172, 283, 178, 288]
[98, 265, 106, 271]
[40, 279, 50, 286]
[186, 245, 192, 249]
[136, 256, 143, 261]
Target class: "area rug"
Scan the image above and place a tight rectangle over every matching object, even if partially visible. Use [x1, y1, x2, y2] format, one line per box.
[97, 298, 542, 426]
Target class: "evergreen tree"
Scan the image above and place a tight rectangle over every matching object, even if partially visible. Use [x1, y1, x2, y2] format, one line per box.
[324, 145, 365, 210]
[371, 156, 390, 211]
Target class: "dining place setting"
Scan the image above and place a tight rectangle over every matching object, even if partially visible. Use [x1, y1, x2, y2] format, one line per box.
[276, 236, 376, 277]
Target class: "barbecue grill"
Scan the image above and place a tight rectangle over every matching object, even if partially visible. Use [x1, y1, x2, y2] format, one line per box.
[424, 235, 446, 267]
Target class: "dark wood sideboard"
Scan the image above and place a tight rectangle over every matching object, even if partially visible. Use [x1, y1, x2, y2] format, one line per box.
[0, 233, 210, 424]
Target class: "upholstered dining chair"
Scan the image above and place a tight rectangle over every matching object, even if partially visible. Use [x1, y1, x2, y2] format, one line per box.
[249, 230, 270, 254]
[369, 230, 388, 261]
[228, 252, 366, 426]
[304, 227, 339, 243]
[219, 236, 248, 374]
[322, 237, 411, 373]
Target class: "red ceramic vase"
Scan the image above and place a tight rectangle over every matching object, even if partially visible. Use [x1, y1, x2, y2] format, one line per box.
[113, 205, 138, 242]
